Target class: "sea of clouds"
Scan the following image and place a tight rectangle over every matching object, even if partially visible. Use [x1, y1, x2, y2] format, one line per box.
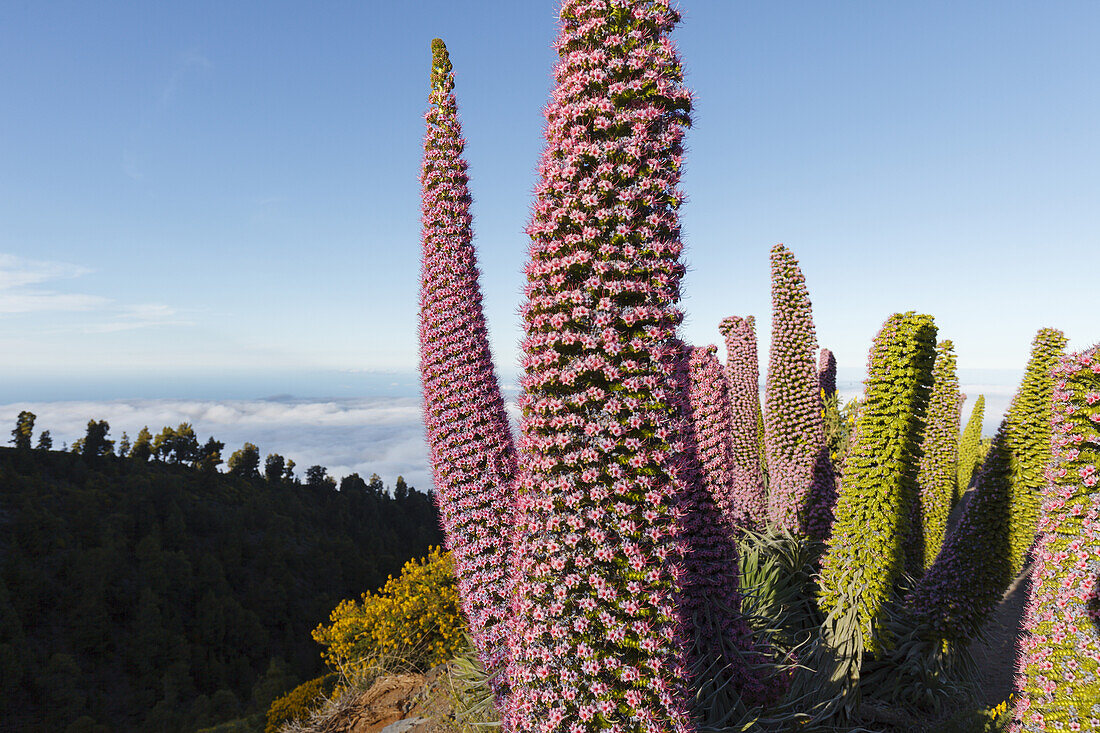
[0, 397, 437, 492]
[0, 368, 1017, 494]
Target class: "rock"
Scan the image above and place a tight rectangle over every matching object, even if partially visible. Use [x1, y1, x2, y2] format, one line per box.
[379, 718, 429, 733]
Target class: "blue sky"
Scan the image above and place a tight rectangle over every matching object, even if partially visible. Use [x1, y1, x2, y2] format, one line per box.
[0, 1, 1097, 397]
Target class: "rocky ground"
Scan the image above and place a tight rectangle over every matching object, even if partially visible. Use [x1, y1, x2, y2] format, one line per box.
[286, 665, 474, 733]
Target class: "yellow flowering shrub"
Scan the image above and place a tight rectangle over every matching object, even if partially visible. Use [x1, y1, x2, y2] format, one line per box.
[312, 547, 465, 673]
[264, 673, 337, 733]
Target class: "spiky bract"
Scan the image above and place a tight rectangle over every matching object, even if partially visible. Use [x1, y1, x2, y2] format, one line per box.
[908, 339, 961, 575]
[763, 245, 835, 539]
[818, 312, 937, 654]
[506, 0, 701, 729]
[1003, 328, 1069, 578]
[1010, 346, 1100, 732]
[957, 394, 985, 493]
[418, 38, 517, 694]
[719, 316, 767, 530]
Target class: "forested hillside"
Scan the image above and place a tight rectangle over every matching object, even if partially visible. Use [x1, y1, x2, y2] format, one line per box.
[0, 441, 441, 732]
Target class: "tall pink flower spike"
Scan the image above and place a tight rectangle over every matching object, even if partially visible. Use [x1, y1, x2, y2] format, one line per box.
[417, 38, 517, 700]
[505, 0, 707, 729]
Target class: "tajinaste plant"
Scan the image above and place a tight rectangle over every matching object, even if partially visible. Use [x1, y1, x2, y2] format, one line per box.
[763, 244, 835, 539]
[417, 38, 517, 695]
[903, 329, 1065, 649]
[1004, 328, 1069, 578]
[1010, 346, 1100, 732]
[818, 347, 846, 477]
[673, 343, 772, 712]
[719, 316, 767, 530]
[957, 394, 985, 494]
[818, 312, 937, 654]
[686, 345, 757, 530]
[907, 339, 961, 575]
[505, 0, 705, 730]
[818, 348, 837, 400]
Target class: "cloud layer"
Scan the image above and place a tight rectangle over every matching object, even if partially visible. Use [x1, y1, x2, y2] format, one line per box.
[1, 397, 439, 492]
[1, 371, 1018, 498]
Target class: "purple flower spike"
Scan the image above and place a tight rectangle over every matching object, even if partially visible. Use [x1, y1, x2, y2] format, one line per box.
[818, 348, 837, 399]
[1003, 328, 1069, 578]
[763, 244, 835, 539]
[672, 343, 773, 707]
[685, 346, 740, 528]
[418, 38, 517, 698]
[718, 316, 767, 530]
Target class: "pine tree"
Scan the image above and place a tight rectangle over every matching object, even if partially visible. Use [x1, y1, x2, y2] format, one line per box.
[264, 454, 286, 483]
[81, 420, 114, 458]
[417, 38, 517, 694]
[198, 437, 224, 472]
[227, 443, 261, 479]
[131, 426, 153, 462]
[10, 411, 34, 450]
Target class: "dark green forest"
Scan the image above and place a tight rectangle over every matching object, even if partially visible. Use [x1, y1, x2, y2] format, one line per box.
[0, 419, 442, 732]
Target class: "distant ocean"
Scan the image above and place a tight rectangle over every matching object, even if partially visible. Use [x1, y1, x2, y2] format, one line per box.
[0, 366, 1021, 493]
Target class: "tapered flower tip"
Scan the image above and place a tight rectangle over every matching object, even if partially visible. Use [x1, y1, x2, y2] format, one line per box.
[939, 339, 954, 351]
[718, 314, 754, 336]
[430, 38, 453, 91]
[770, 243, 800, 272]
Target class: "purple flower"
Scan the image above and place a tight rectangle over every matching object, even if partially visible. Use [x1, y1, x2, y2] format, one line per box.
[905, 328, 1066, 651]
